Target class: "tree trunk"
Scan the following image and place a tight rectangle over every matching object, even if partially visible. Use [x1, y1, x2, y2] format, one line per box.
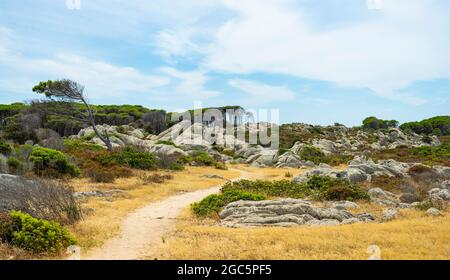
[82, 98, 113, 152]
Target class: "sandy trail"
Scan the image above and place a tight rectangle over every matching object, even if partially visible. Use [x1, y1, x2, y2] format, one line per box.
[83, 169, 255, 260]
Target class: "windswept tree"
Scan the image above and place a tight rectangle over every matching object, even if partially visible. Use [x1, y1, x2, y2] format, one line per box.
[32, 79, 113, 151]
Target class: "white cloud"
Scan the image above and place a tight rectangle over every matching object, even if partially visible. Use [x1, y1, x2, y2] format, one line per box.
[228, 79, 295, 103]
[1, 53, 169, 100]
[161, 67, 220, 99]
[155, 28, 205, 61]
[0, 27, 169, 100]
[203, 0, 450, 104]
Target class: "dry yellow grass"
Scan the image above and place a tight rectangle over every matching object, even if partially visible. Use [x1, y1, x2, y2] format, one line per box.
[155, 207, 450, 260]
[68, 166, 241, 250]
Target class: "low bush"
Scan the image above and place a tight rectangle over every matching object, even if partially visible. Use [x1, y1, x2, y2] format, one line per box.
[303, 175, 332, 190]
[0, 142, 12, 155]
[412, 143, 450, 159]
[213, 162, 228, 170]
[0, 178, 82, 225]
[221, 176, 369, 202]
[321, 181, 370, 201]
[300, 146, 327, 164]
[372, 145, 450, 166]
[222, 179, 312, 199]
[298, 146, 350, 166]
[303, 175, 369, 201]
[29, 147, 80, 178]
[83, 164, 133, 183]
[97, 147, 158, 170]
[370, 175, 409, 194]
[6, 157, 22, 174]
[179, 151, 226, 170]
[155, 140, 178, 147]
[140, 173, 173, 184]
[191, 189, 266, 217]
[87, 169, 116, 183]
[156, 153, 185, 171]
[0, 211, 77, 254]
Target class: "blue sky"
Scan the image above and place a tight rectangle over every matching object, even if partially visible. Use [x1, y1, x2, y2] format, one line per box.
[0, 0, 449, 125]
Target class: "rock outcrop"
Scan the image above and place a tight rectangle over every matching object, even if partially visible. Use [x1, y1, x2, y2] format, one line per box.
[292, 156, 412, 184]
[219, 199, 375, 228]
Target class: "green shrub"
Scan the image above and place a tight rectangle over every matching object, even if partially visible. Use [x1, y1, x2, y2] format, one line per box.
[97, 147, 158, 170]
[155, 140, 178, 147]
[221, 176, 369, 202]
[167, 162, 185, 171]
[303, 175, 333, 190]
[222, 179, 312, 199]
[192, 189, 266, 217]
[191, 151, 216, 166]
[6, 157, 22, 173]
[412, 143, 450, 158]
[300, 146, 327, 164]
[179, 151, 226, 170]
[29, 147, 80, 177]
[63, 139, 103, 152]
[303, 175, 369, 201]
[1, 211, 77, 254]
[322, 182, 370, 201]
[213, 162, 228, 170]
[0, 142, 12, 155]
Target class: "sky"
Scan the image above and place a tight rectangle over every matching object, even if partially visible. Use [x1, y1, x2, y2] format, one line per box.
[0, 0, 449, 125]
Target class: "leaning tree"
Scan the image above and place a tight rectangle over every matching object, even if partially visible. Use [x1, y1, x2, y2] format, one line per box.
[32, 79, 113, 151]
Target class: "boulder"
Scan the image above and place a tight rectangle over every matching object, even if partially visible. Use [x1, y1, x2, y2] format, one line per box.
[275, 152, 314, 168]
[425, 208, 442, 217]
[247, 149, 279, 167]
[347, 168, 370, 183]
[326, 201, 359, 210]
[433, 166, 450, 179]
[428, 188, 450, 201]
[381, 208, 398, 222]
[219, 199, 369, 228]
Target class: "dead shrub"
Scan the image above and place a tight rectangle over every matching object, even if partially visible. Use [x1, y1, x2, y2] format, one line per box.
[83, 161, 133, 183]
[0, 176, 82, 225]
[369, 175, 409, 194]
[140, 173, 173, 185]
[407, 164, 442, 192]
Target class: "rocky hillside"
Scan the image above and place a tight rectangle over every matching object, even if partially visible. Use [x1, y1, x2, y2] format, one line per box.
[74, 122, 444, 169]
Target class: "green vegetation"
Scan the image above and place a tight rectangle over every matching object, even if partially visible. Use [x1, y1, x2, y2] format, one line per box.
[372, 142, 450, 166]
[362, 116, 399, 130]
[300, 146, 327, 164]
[155, 140, 178, 147]
[29, 147, 80, 177]
[0, 142, 12, 155]
[6, 157, 22, 173]
[192, 176, 369, 218]
[97, 147, 158, 170]
[299, 145, 351, 166]
[411, 142, 450, 158]
[179, 150, 227, 170]
[400, 116, 450, 135]
[223, 176, 369, 201]
[191, 189, 266, 217]
[0, 211, 77, 254]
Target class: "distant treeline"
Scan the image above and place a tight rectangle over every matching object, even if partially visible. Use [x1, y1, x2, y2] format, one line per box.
[0, 102, 247, 144]
[0, 102, 449, 145]
[362, 116, 450, 136]
[0, 102, 167, 143]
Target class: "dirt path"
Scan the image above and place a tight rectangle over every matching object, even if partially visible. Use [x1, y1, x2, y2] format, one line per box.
[83, 169, 255, 260]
